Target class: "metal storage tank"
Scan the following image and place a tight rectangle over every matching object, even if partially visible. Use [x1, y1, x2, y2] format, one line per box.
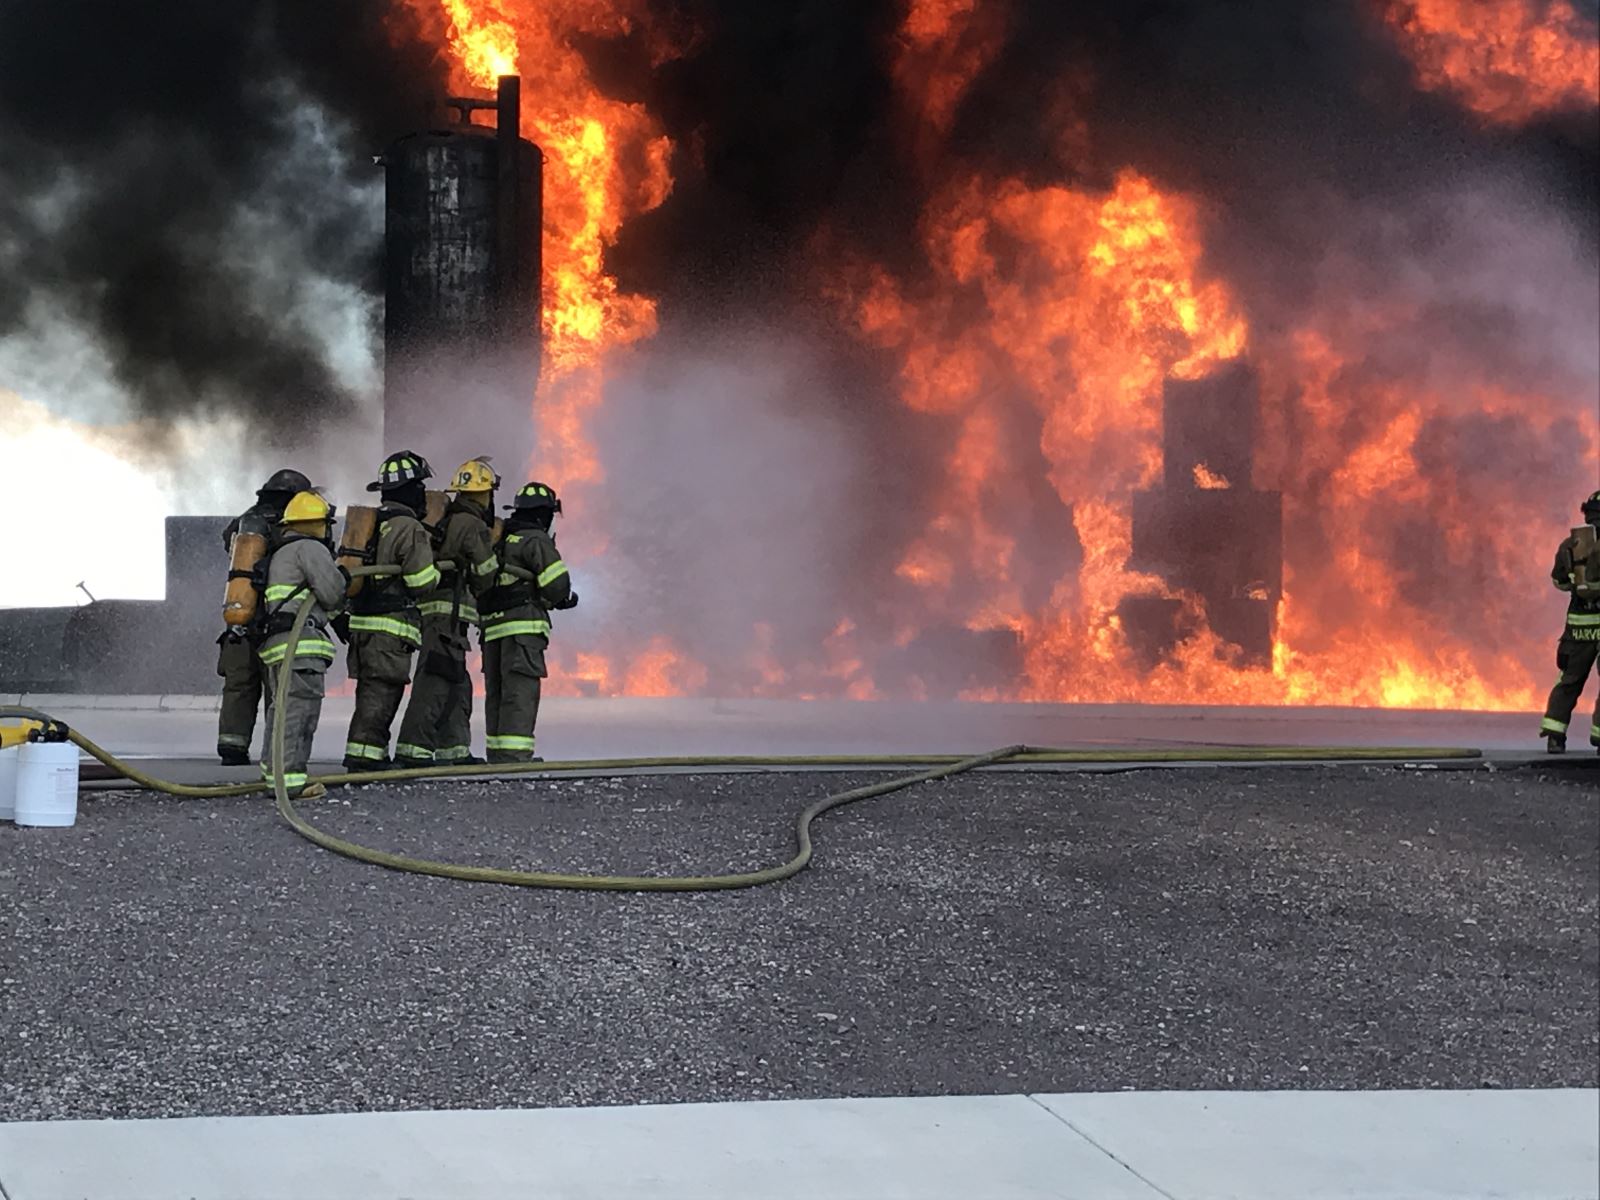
[382, 76, 542, 478]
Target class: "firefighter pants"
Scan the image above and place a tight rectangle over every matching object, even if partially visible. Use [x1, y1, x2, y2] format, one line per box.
[483, 634, 546, 762]
[396, 618, 474, 763]
[261, 663, 325, 791]
[1541, 633, 1600, 745]
[216, 632, 263, 758]
[345, 631, 416, 765]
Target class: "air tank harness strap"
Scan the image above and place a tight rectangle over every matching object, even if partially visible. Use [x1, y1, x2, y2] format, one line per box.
[260, 583, 310, 633]
[478, 583, 526, 617]
[448, 568, 467, 627]
[350, 588, 418, 616]
[264, 608, 325, 638]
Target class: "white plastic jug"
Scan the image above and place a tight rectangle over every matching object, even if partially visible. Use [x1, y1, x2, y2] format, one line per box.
[14, 740, 79, 827]
[0, 744, 18, 821]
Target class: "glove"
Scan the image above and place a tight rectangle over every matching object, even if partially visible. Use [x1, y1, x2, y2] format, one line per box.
[553, 592, 579, 611]
[330, 613, 351, 644]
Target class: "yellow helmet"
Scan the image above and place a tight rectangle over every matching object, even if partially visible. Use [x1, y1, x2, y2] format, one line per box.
[447, 456, 501, 494]
[281, 491, 335, 525]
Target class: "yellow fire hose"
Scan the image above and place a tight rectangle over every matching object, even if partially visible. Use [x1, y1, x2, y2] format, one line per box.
[1, 562, 1482, 891]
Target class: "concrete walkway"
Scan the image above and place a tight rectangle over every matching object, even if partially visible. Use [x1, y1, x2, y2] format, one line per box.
[1, 694, 1539, 762]
[0, 1090, 1594, 1200]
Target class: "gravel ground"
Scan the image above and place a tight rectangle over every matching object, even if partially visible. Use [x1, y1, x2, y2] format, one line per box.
[0, 763, 1595, 1120]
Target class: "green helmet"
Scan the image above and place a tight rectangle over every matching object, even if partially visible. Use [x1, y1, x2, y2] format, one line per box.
[506, 481, 562, 514]
[366, 451, 433, 493]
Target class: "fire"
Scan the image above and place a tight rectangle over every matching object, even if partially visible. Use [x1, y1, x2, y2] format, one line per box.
[440, 0, 517, 83]
[819, 0, 1593, 712]
[840, 166, 1250, 647]
[412, 0, 671, 481]
[416, 0, 687, 690]
[621, 637, 709, 697]
[1384, 0, 1600, 125]
[866, 189, 1589, 711]
[414, 0, 1597, 711]
[893, 0, 1007, 153]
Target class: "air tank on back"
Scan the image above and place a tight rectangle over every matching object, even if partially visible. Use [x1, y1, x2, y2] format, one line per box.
[383, 75, 542, 478]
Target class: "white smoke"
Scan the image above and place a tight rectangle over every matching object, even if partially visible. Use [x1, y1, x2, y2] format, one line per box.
[564, 327, 877, 687]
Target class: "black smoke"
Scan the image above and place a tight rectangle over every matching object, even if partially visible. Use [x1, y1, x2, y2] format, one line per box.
[0, 0, 448, 441]
[613, 0, 1596, 314]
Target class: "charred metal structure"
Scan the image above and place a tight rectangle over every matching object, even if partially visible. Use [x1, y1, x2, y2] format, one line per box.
[382, 75, 543, 475]
[1122, 362, 1284, 666]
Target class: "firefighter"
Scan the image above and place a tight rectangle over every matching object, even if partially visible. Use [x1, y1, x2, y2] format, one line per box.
[216, 467, 311, 766]
[342, 452, 441, 771]
[480, 482, 579, 762]
[257, 491, 347, 798]
[1540, 489, 1600, 755]
[393, 456, 502, 768]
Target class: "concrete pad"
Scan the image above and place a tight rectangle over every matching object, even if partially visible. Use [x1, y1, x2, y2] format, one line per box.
[0, 1094, 1156, 1200]
[4, 696, 1537, 764]
[1036, 1088, 1600, 1200]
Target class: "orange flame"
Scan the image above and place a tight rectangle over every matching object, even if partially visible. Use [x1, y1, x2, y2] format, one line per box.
[840, 165, 1250, 643]
[440, 0, 518, 83]
[417, 0, 1596, 710]
[820, 0, 1595, 711]
[894, 0, 1007, 149]
[412, 0, 673, 492]
[1385, 0, 1600, 125]
[418, 0, 698, 691]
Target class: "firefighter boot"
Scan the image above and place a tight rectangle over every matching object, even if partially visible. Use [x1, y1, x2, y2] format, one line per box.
[1546, 733, 1567, 754]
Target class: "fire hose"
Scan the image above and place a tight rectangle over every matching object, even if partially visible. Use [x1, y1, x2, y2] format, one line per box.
[2, 563, 1482, 891]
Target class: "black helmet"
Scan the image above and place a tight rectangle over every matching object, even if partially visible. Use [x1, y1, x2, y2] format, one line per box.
[1583, 490, 1600, 521]
[258, 468, 312, 497]
[367, 451, 433, 493]
[505, 481, 562, 514]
